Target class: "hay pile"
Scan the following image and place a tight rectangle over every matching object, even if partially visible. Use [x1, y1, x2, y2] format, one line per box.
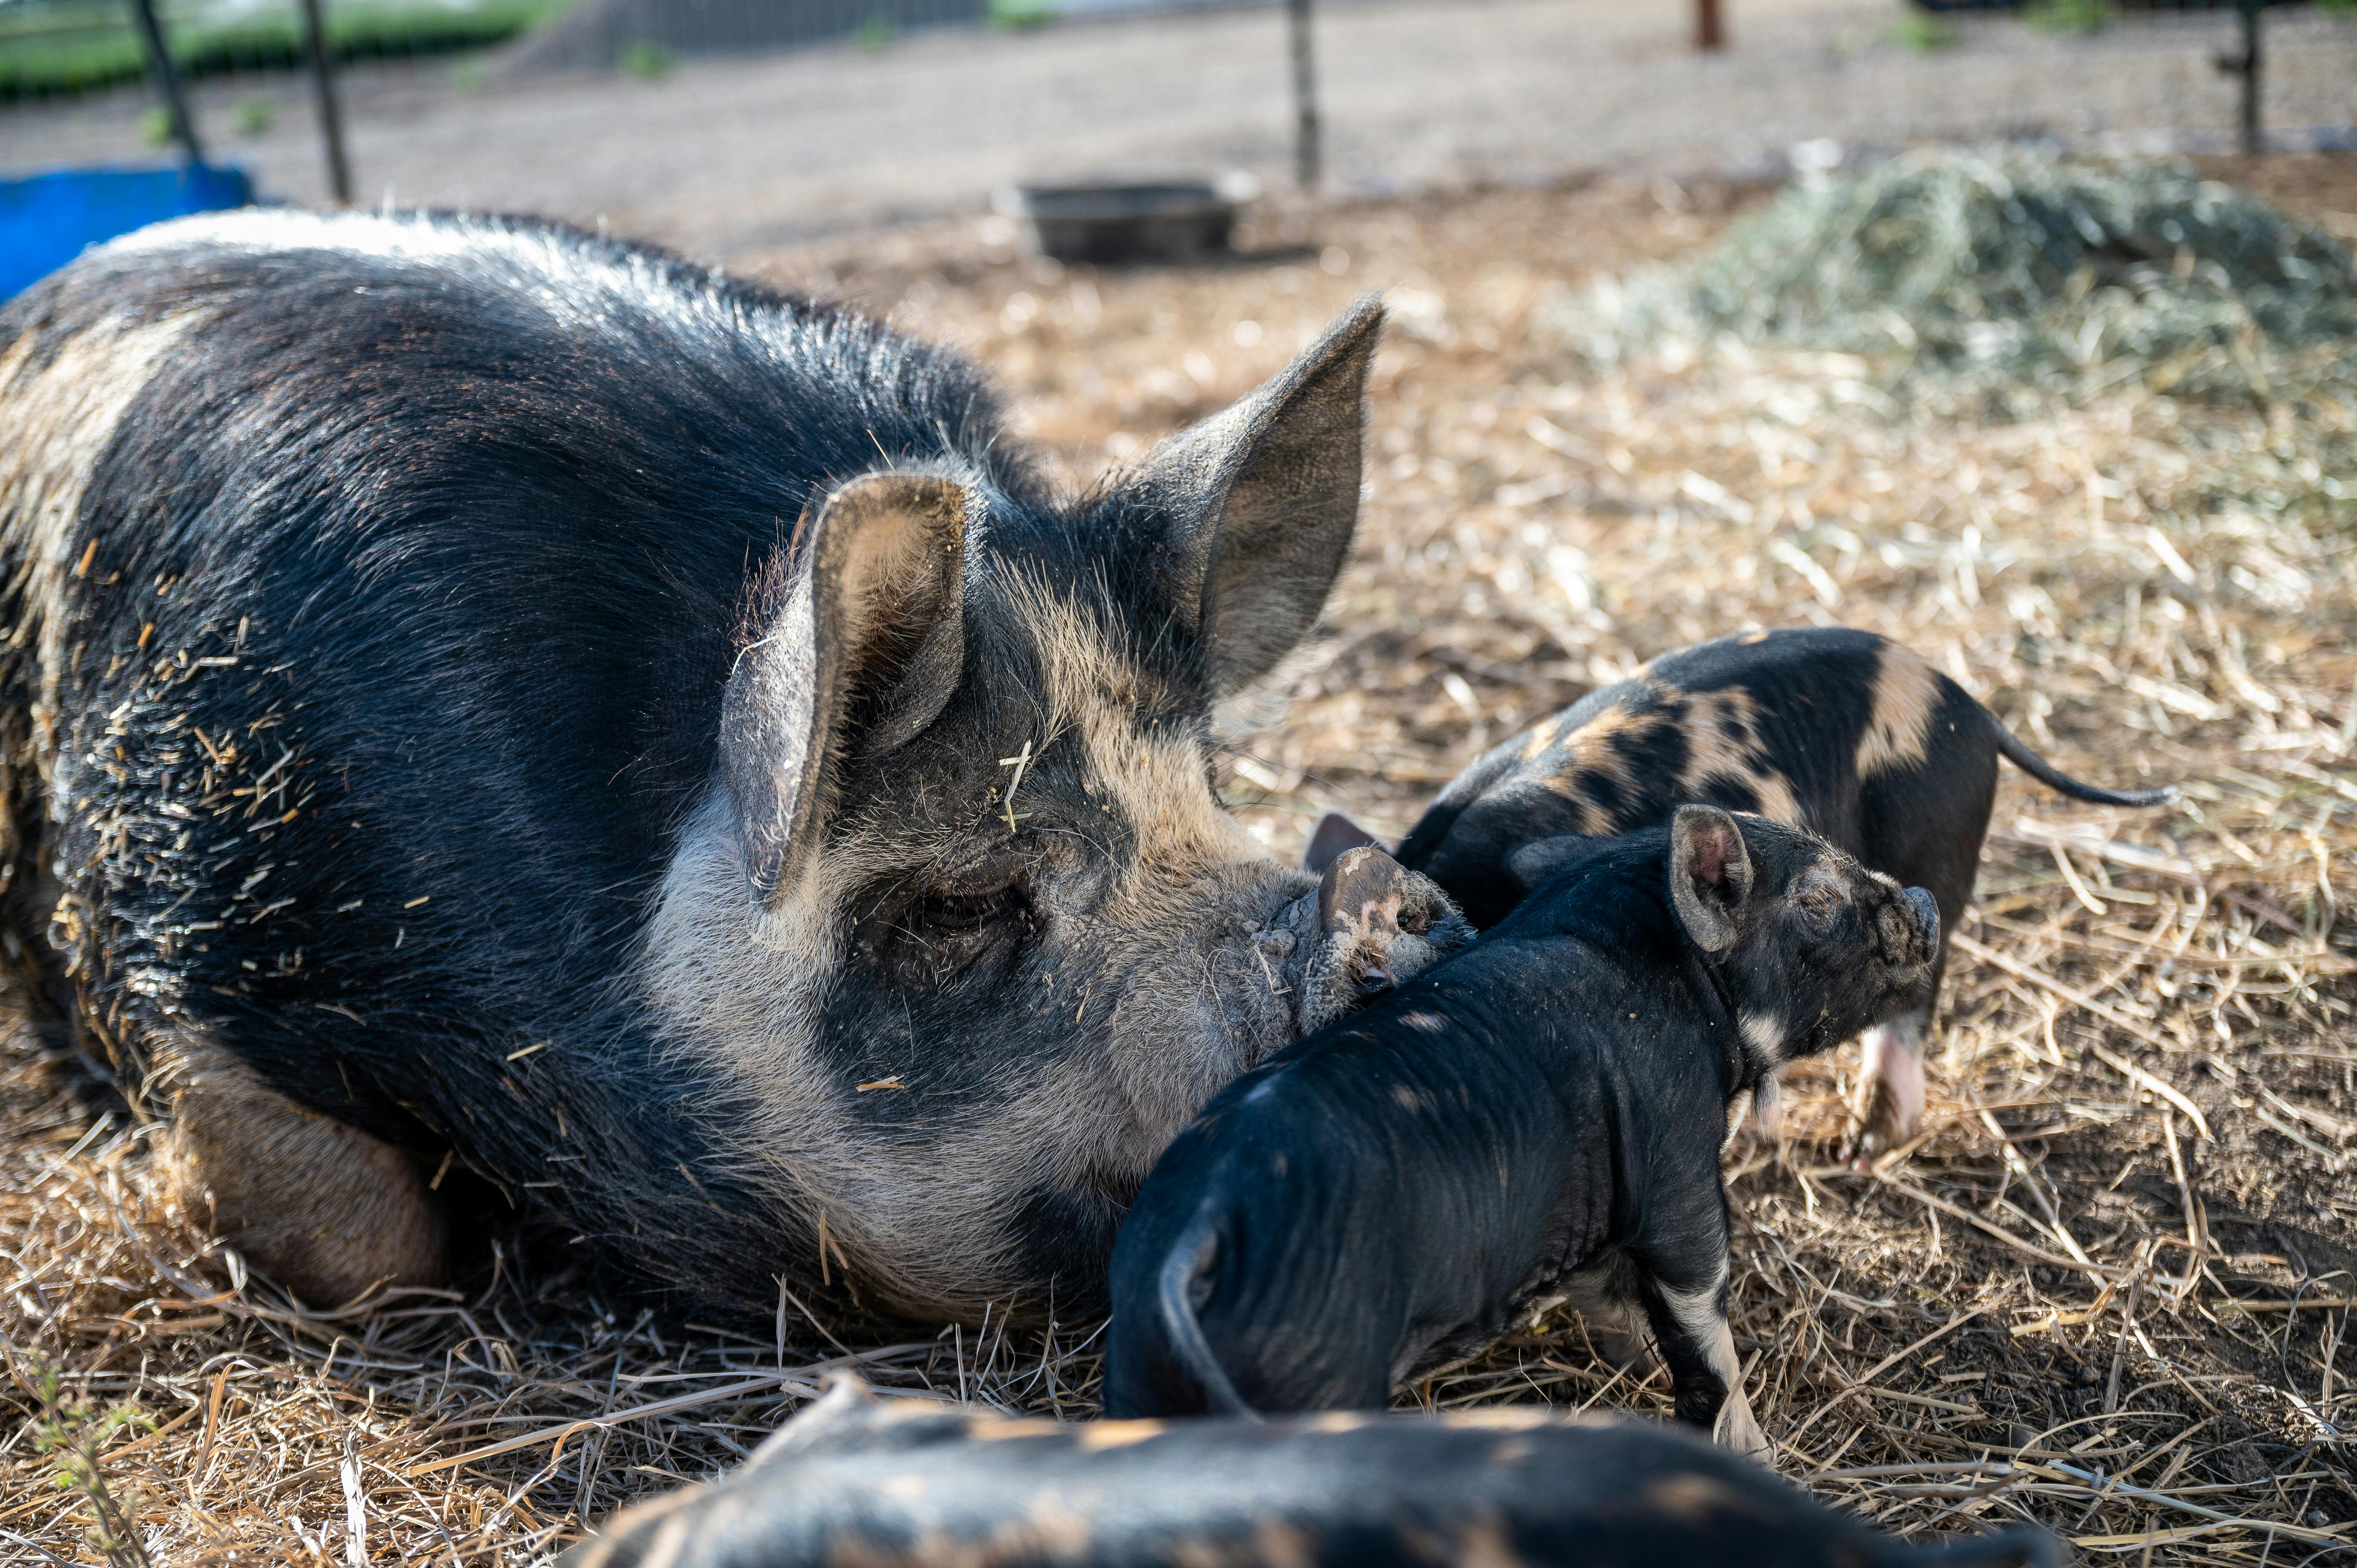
[1570, 148, 2357, 404]
[6, 161, 2357, 1564]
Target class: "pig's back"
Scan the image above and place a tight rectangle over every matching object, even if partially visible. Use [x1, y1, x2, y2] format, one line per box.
[1399, 628, 1972, 925]
[0, 212, 1012, 1218]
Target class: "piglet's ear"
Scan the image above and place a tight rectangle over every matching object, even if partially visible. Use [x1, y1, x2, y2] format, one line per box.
[1128, 297, 1383, 696]
[1300, 810, 1380, 875]
[1669, 805, 1754, 956]
[722, 472, 970, 907]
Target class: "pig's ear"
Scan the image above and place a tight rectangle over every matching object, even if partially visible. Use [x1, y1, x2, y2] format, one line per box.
[1132, 296, 1383, 695]
[1300, 810, 1381, 874]
[1669, 805, 1755, 956]
[722, 473, 970, 906]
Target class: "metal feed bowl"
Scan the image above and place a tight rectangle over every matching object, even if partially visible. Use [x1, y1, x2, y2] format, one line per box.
[992, 173, 1261, 265]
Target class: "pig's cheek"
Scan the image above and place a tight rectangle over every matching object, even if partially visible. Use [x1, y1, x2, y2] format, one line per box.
[1104, 948, 1295, 1139]
[1290, 931, 1375, 1036]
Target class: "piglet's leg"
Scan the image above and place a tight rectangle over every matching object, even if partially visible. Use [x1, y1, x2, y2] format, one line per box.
[1560, 1254, 1664, 1383]
[1636, 1255, 1767, 1459]
[1850, 1007, 1929, 1164]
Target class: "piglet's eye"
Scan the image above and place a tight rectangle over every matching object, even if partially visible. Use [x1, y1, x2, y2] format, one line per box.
[1792, 870, 1845, 915]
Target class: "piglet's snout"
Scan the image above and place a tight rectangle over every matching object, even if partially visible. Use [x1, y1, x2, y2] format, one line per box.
[1290, 846, 1474, 1034]
[1320, 847, 1415, 987]
[1904, 886, 1940, 950]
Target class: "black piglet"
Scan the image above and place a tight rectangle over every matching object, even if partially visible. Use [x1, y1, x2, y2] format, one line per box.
[1106, 807, 1940, 1445]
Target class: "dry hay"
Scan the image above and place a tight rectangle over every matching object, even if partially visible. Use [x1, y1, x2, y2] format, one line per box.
[1569, 147, 2357, 407]
[7, 159, 2357, 1564]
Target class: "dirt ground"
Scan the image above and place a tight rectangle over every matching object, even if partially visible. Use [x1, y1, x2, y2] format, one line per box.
[6, 153, 2357, 1564]
[4, 0, 2356, 253]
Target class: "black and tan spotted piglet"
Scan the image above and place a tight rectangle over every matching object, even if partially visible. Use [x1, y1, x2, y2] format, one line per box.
[565, 1375, 2055, 1568]
[1322, 627, 2173, 1157]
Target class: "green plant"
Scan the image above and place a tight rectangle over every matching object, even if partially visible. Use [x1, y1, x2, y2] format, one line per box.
[29, 1359, 154, 1568]
[986, 0, 1056, 30]
[0, 0, 568, 103]
[231, 93, 273, 134]
[449, 55, 485, 91]
[2023, 0, 2109, 36]
[852, 16, 895, 51]
[618, 37, 673, 77]
[1892, 12, 1959, 52]
[136, 103, 174, 147]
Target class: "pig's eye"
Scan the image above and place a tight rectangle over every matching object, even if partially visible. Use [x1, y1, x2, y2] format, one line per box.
[906, 883, 1029, 934]
[854, 872, 1038, 989]
[1790, 869, 1846, 925]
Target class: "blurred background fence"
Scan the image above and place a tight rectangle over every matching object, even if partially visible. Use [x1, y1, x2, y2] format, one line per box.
[0, 0, 554, 102]
[3, 0, 2353, 271]
[4, 0, 2351, 107]
[0, 0, 1232, 99]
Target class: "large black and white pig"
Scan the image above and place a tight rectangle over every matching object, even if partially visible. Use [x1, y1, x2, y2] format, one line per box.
[1341, 627, 2172, 1155]
[0, 211, 1470, 1317]
[1104, 809, 1942, 1443]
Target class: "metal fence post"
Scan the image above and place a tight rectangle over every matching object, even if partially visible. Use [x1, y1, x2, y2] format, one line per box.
[124, 0, 206, 165]
[299, 0, 355, 204]
[1288, 0, 1320, 191]
[1695, 0, 1724, 52]
[2237, 0, 2263, 157]
[2216, 0, 2266, 158]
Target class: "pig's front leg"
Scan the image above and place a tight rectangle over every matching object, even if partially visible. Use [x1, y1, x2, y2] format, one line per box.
[1634, 1243, 1766, 1459]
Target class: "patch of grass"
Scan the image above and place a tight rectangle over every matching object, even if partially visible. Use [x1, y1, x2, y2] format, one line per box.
[0, 0, 567, 102]
[987, 0, 1057, 30]
[852, 16, 896, 51]
[617, 37, 673, 77]
[2023, 0, 2109, 37]
[136, 102, 174, 146]
[230, 93, 272, 135]
[1891, 12, 1960, 53]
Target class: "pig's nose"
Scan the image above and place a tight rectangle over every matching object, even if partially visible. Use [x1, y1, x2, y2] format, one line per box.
[1903, 887, 1940, 949]
[1319, 845, 1413, 946]
[1292, 846, 1474, 1033]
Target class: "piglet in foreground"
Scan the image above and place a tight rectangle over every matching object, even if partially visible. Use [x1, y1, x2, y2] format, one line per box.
[1104, 807, 1940, 1447]
[564, 1376, 2056, 1568]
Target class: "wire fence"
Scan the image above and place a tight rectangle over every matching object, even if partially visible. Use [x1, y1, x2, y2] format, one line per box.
[0, 0, 1228, 104]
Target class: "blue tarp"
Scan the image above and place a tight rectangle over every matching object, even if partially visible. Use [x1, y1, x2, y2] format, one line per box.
[1, 164, 252, 300]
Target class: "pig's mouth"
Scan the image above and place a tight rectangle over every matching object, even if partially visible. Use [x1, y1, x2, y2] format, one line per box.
[1259, 846, 1475, 1040]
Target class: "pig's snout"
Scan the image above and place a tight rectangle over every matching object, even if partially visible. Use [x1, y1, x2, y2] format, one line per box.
[1850, 889, 1942, 1167]
[1904, 887, 1940, 950]
[1290, 846, 1474, 1035]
